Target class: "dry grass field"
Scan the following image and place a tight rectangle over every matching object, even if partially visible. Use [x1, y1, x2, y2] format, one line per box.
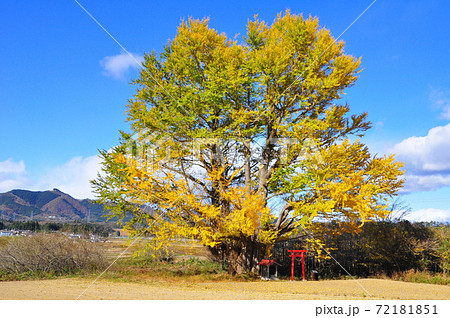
[1, 237, 449, 300]
[0, 277, 449, 300]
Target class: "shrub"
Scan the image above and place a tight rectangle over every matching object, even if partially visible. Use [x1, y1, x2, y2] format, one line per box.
[390, 269, 450, 286]
[432, 225, 450, 274]
[0, 233, 106, 277]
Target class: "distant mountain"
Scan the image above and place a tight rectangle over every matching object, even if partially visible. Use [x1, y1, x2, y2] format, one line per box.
[0, 189, 110, 222]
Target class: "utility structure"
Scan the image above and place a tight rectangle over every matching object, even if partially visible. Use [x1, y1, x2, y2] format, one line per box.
[288, 250, 307, 281]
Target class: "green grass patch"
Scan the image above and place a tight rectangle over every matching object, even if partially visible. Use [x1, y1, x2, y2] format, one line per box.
[103, 256, 258, 284]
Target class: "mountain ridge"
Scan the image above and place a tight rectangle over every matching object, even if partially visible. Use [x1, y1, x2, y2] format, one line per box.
[0, 189, 108, 222]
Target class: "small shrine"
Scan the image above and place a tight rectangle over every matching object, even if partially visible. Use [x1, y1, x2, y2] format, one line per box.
[257, 259, 281, 280]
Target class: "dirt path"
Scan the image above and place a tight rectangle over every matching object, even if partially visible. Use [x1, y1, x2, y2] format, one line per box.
[0, 278, 449, 300]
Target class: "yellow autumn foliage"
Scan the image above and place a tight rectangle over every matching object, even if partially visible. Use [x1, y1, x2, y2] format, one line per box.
[93, 11, 404, 273]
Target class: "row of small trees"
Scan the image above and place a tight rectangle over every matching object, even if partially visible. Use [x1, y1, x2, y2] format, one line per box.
[272, 221, 450, 279]
[0, 220, 115, 237]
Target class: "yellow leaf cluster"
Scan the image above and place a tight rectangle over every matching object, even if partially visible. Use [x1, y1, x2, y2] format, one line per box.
[116, 157, 277, 250]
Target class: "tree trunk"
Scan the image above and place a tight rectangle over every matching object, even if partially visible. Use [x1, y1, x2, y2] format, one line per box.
[209, 237, 269, 275]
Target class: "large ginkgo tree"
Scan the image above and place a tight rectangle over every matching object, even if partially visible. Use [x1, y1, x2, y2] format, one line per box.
[93, 11, 404, 274]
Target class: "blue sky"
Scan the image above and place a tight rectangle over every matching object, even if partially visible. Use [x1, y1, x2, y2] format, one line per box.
[1, 0, 449, 222]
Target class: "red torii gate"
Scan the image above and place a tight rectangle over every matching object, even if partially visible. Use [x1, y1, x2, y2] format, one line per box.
[287, 250, 307, 281]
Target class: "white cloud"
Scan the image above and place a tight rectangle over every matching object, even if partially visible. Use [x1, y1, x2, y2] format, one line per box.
[402, 174, 450, 192]
[392, 124, 450, 192]
[430, 88, 450, 120]
[394, 124, 450, 172]
[405, 208, 450, 223]
[0, 156, 102, 199]
[0, 154, 103, 199]
[374, 120, 385, 129]
[37, 155, 102, 199]
[0, 158, 26, 175]
[0, 159, 28, 192]
[100, 51, 144, 80]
